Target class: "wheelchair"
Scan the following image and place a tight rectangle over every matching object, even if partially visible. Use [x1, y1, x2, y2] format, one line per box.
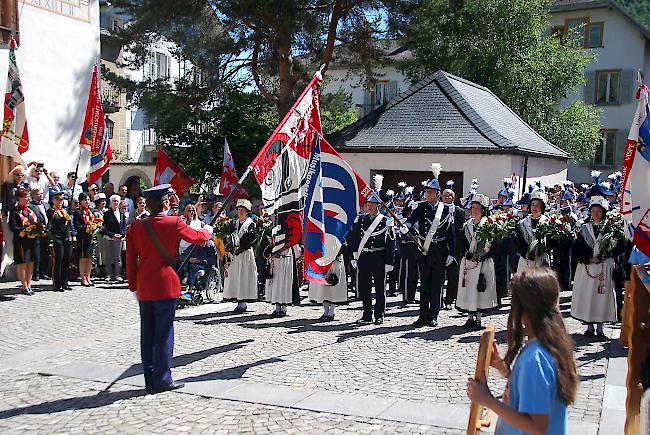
[177, 262, 223, 308]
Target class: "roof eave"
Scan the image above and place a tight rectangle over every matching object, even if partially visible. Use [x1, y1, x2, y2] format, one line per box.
[334, 145, 569, 161]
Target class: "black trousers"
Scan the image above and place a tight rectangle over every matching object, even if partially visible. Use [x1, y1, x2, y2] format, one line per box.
[357, 251, 386, 320]
[387, 252, 400, 295]
[444, 257, 460, 305]
[553, 247, 572, 292]
[417, 246, 446, 323]
[32, 237, 50, 278]
[50, 239, 70, 289]
[399, 256, 419, 301]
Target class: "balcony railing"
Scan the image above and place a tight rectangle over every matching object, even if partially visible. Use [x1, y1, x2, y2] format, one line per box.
[101, 81, 122, 113]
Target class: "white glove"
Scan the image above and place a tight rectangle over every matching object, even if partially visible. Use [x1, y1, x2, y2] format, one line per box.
[399, 225, 409, 235]
[351, 260, 357, 269]
[385, 265, 394, 273]
[445, 255, 454, 267]
[203, 224, 214, 235]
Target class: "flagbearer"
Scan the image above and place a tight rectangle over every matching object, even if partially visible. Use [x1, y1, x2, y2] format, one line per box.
[404, 163, 455, 328]
[126, 184, 212, 394]
[223, 199, 258, 313]
[350, 178, 395, 325]
[265, 241, 301, 318]
[47, 190, 72, 291]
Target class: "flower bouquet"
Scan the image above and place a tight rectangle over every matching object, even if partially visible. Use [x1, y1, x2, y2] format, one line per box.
[526, 213, 572, 260]
[474, 213, 517, 261]
[213, 215, 235, 240]
[86, 216, 104, 235]
[254, 215, 273, 249]
[599, 209, 625, 258]
[20, 222, 47, 238]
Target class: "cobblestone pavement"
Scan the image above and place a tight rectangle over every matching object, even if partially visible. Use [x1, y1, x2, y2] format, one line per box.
[0, 279, 615, 433]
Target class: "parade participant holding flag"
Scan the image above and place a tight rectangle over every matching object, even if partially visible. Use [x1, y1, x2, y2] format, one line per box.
[349, 175, 395, 325]
[405, 163, 455, 328]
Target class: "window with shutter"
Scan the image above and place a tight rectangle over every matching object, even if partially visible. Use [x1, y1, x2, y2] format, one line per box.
[593, 130, 616, 167]
[595, 71, 621, 105]
[584, 72, 596, 104]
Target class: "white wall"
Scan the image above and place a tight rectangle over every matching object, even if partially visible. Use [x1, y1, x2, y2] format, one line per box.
[0, 1, 100, 180]
[340, 151, 567, 199]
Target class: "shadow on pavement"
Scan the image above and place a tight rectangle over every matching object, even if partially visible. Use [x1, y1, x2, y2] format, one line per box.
[0, 388, 146, 420]
[336, 323, 414, 343]
[179, 357, 283, 383]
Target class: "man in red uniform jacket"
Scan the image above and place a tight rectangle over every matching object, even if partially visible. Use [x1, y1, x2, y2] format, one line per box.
[126, 184, 212, 394]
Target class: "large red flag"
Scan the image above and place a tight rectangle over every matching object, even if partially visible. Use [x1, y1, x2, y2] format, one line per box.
[250, 71, 323, 254]
[219, 138, 248, 199]
[154, 148, 194, 195]
[79, 64, 112, 184]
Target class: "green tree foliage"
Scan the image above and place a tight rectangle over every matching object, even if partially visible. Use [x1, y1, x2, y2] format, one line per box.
[111, 0, 415, 118]
[404, 0, 601, 160]
[320, 89, 358, 134]
[618, 0, 650, 31]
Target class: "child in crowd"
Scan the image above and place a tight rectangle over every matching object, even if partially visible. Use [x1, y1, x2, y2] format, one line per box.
[466, 267, 578, 435]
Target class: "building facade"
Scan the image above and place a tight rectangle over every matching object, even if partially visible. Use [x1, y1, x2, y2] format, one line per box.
[0, 0, 100, 178]
[550, 0, 650, 182]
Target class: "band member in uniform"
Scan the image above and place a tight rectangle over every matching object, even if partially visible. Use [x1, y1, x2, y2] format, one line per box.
[309, 254, 348, 321]
[47, 190, 72, 292]
[397, 186, 419, 303]
[404, 163, 455, 328]
[513, 189, 552, 274]
[223, 199, 258, 313]
[570, 196, 623, 338]
[126, 184, 212, 394]
[10, 187, 40, 295]
[456, 193, 497, 330]
[350, 180, 395, 325]
[442, 181, 465, 309]
[73, 193, 95, 286]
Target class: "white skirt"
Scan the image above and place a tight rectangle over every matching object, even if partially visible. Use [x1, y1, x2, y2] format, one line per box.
[223, 248, 258, 301]
[516, 254, 549, 275]
[571, 258, 617, 323]
[456, 257, 497, 312]
[308, 260, 348, 304]
[265, 252, 294, 304]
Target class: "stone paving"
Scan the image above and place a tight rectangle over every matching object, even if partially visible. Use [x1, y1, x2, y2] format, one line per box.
[0, 279, 617, 433]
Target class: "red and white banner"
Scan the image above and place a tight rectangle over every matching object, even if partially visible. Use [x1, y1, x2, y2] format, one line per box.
[0, 38, 28, 165]
[250, 71, 323, 254]
[154, 148, 194, 195]
[621, 81, 650, 256]
[219, 138, 248, 199]
[79, 64, 112, 185]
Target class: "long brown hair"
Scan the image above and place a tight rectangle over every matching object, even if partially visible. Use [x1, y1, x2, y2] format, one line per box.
[505, 267, 578, 405]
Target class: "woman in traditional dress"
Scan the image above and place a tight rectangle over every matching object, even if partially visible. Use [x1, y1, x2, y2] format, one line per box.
[10, 187, 39, 295]
[223, 199, 258, 313]
[455, 193, 497, 330]
[265, 242, 301, 318]
[513, 190, 552, 274]
[308, 254, 348, 321]
[571, 196, 621, 338]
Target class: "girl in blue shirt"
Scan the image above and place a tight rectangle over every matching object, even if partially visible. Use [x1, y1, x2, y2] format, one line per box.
[467, 267, 579, 435]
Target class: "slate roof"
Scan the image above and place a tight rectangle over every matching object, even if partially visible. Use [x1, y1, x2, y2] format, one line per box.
[328, 70, 568, 160]
[551, 0, 650, 39]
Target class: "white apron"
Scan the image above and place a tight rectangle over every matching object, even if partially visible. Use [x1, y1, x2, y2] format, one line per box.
[456, 218, 497, 312]
[223, 218, 258, 301]
[571, 223, 617, 323]
[516, 215, 550, 274]
[265, 247, 295, 304]
[308, 259, 348, 304]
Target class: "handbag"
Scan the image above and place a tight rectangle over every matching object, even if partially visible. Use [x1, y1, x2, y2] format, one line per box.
[477, 272, 487, 293]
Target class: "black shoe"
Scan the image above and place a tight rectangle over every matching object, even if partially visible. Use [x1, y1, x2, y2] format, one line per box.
[596, 330, 607, 339]
[388, 292, 396, 297]
[233, 306, 244, 314]
[411, 319, 427, 328]
[278, 311, 287, 318]
[270, 311, 280, 318]
[428, 319, 438, 328]
[41, 274, 51, 280]
[52, 287, 64, 292]
[356, 317, 372, 325]
[24, 288, 33, 296]
[473, 320, 483, 331]
[374, 317, 384, 325]
[147, 381, 185, 394]
[318, 314, 329, 321]
[32, 276, 40, 282]
[326, 315, 335, 321]
[584, 329, 595, 337]
[462, 319, 474, 329]
[63, 285, 73, 290]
